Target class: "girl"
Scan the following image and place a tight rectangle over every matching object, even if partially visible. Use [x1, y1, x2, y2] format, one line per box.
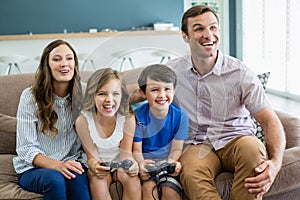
[76, 68, 141, 200]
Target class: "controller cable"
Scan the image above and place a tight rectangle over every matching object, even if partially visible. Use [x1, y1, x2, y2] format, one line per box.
[114, 167, 121, 200]
[151, 173, 169, 200]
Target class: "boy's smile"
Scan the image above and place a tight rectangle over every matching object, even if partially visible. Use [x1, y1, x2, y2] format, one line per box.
[141, 78, 176, 118]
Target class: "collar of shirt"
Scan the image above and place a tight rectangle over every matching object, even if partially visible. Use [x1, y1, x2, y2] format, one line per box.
[188, 50, 223, 78]
[54, 93, 70, 108]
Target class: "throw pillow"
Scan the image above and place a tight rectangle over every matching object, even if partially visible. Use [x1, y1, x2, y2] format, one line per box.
[252, 72, 271, 145]
[0, 113, 17, 154]
[257, 72, 271, 90]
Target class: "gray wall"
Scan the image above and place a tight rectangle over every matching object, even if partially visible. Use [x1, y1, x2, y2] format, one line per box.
[0, 0, 183, 35]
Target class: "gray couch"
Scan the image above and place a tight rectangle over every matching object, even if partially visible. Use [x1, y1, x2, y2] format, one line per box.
[0, 68, 300, 200]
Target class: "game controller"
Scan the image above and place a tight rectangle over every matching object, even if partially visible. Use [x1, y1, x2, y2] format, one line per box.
[100, 159, 133, 170]
[145, 162, 176, 177]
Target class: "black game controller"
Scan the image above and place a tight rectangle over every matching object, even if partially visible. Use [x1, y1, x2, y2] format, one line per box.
[100, 159, 133, 170]
[145, 162, 176, 177]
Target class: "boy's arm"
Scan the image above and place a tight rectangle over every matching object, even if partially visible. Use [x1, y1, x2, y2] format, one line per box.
[133, 141, 144, 164]
[168, 139, 184, 162]
[167, 139, 184, 176]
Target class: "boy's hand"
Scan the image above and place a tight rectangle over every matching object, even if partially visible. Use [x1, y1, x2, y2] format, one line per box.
[168, 160, 182, 176]
[139, 159, 155, 180]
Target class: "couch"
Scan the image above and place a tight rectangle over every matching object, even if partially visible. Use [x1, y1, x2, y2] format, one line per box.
[1, 68, 300, 200]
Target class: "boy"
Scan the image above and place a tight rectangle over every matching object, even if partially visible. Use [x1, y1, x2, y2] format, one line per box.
[133, 64, 188, 200]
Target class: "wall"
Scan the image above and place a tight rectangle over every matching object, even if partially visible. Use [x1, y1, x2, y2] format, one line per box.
[0, 31, 189, 75]
[0, 0, 183, 35]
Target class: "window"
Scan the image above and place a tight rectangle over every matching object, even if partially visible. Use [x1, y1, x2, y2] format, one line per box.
[184, 0, 229, 54]
[241, 0, 300, 100]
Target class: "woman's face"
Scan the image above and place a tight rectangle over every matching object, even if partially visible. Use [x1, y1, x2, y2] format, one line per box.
[48, 44, 75, 84]
[94, 78, 122, 118]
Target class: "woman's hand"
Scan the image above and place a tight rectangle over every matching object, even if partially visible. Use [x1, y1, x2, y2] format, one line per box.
[55, 160, 84, 179]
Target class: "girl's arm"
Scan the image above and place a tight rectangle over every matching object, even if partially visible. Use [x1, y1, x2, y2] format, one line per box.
[75, 115, 110, 178]
[119, 115, 136, 160]
[119, 115, 140, 176]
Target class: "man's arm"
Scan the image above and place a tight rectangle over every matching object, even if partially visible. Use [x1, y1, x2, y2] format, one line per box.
[245, 106, 286, 198]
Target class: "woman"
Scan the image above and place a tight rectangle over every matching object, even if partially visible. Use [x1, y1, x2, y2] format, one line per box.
[13, 39, 90, 200]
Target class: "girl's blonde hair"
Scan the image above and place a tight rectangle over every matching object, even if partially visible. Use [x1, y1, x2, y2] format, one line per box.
[82, 68, 132, 115]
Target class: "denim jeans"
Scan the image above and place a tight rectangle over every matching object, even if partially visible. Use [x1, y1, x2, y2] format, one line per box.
[18, 167, 90, 200]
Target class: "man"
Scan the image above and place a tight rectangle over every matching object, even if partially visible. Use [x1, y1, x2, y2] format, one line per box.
[166, 5, 285, 200]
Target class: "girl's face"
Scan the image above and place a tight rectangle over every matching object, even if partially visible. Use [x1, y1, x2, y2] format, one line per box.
[48, 44, 75, 85]
[94, 78, 122, 118]
[141, 78, 175, 116]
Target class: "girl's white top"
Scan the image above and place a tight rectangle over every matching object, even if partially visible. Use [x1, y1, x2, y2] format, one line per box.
[82, 111, 125, 162]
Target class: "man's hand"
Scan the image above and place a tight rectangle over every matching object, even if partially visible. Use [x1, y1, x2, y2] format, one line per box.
[244, 160, 280, 198]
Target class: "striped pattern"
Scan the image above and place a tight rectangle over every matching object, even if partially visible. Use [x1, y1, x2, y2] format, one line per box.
[167, 51, 270, 150]
[13, 87, 85, 174]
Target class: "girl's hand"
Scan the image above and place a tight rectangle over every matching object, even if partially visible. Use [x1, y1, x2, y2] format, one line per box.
[90, 160, 110, 179]
[55, 160, 84, 179]
[125, 159, 139, 177]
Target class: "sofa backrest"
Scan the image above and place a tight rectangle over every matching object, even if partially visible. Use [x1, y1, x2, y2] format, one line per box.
[1, 67, 299, 155]
[0, 68, 143, 154]
[0, 73, 35, 117]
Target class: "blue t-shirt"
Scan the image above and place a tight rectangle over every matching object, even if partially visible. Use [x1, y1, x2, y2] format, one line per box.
[134, 103, 188, 160]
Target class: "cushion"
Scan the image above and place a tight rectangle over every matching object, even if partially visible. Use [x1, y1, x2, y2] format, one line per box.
[257, 72, 271, 90]
[0, 154, 42, 199]
[253, 72, 271, 144]
[276, 110, 300, 148]
[264, 147, 300, 197]
[0, 73, 35, 117]
[0, 113, 17, 154]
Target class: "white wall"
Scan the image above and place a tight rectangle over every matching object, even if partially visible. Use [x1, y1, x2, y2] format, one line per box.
[0, 32, 189, 74]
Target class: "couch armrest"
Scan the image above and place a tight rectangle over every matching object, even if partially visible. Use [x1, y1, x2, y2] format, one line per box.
[275, 110, 300, 149]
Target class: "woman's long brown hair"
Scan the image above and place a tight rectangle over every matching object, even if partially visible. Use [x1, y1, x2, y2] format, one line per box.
[32, 39, 82, 137]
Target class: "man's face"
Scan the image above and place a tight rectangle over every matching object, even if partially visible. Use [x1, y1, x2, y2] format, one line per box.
[183, 12, 220, 58]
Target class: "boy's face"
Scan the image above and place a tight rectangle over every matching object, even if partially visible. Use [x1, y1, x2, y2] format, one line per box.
[140, 78, 176, 116]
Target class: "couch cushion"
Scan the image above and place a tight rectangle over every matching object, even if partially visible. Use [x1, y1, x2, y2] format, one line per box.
[0, 113, 17, 154]
[0, 154, 42, 199]
[265, 147, 300, 197]
[0, 73, 35, 117]
[215, 172, 233, 200]
[252, 72, 271, 145]
[275, 111, 300, 148]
